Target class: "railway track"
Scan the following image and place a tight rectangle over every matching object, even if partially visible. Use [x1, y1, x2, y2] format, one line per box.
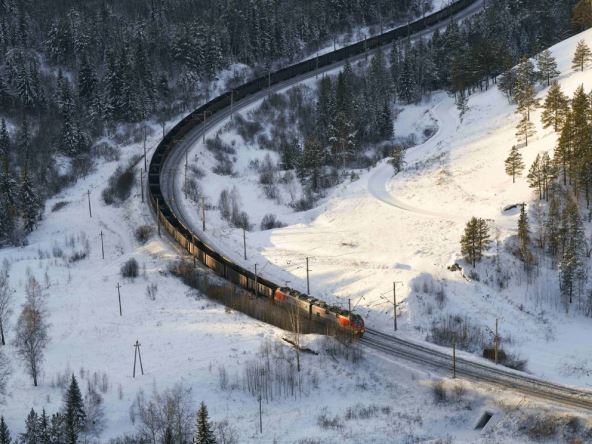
[151, 0, 592, 412]
[363, 329, 592, 410]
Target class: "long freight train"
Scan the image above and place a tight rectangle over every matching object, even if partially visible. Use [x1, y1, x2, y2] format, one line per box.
[149, 0, 478, 337]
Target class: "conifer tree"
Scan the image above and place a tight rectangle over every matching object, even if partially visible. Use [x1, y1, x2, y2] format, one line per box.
[541, 81, 569, 132]
[536, 49, 560, 86]
[527, 154, 544, 200]
[517, 205, 532, 266]
[0, 416, 11, 444]
[19, 172, 42, 234]
[572, 39, 592, 72]
[63, 375, 86, 444]
[504, 145, 524, 183]
[546, 195, 561, 258]
[21, 409, 39, 444]
[516, 113, 535, 146]
[194, 402, 215, 444]
[460, 217, 491, 267]
[573, 0, 592, 31]
[38, 409, 50, 444]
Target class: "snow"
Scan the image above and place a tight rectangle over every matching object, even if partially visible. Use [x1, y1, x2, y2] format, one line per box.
[175, 27, 592, 396]
[2, 8, 592, 444]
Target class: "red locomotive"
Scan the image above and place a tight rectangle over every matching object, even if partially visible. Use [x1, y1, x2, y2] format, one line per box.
[274, 287, 365, 337]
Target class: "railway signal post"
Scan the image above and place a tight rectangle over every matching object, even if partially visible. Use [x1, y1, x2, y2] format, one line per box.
[201, 196, 206, 231]
[99, 231, 105, 260]
[254, 263, 258, 297]
[494, 318, 499, 365]
[140, 169, 144, 203]
[143, 126, 147, 172]
[87, 190, 92, 218]
[243, 228, 247, 260]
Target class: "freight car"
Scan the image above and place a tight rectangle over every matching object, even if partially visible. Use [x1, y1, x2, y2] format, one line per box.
[149, 0, 478, 338]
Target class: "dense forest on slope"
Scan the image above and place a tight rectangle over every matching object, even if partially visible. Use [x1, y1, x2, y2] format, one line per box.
[0, 0, 427, 245]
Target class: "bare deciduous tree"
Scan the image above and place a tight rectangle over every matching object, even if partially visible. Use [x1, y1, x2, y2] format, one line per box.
[0, 264, 13, 346]
[13, 276, 49, 387]
[0, 349, 10, 397]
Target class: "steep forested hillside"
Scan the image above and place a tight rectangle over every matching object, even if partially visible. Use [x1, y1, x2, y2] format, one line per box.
[0, 0, 425, 246]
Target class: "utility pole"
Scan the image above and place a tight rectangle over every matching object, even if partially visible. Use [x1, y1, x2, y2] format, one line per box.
[87, 190, 92, 218]
[201, 196, 206, 231]
[306, 257, 310, 294]
[156, 200, 161, 236]
[116, 282, 122, 316]
[99, 231, 105, 260]
[203, 111, 207, 143]
[452, 339, 456, 378]
[243, 228, 247, 260]
[393, 281, 403, 331]
[143, 126, 147, 172]
[230, 90, 234, 121]
[254, 264, 258, 297]
[494, 318, 499, 365]
[133, 340, 144, 378]
[140, 169, 144, 203]
[258, 394, 262, 434]
[348, 298, 353, 343]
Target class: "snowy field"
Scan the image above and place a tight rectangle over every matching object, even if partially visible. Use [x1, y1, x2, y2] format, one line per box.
[175, 28, 592, 394]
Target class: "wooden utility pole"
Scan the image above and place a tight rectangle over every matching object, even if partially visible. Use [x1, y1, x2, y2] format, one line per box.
[201, 196, 206, 231]
[116, 282, 122, 316]
[133, 340, 144, 378]
[348, 298, 353, 342]
[87, 190, 92, 218]
[157, 200, 161, 236]
[258, 394, 263, 433]
[452, 339, 457, 378]
[243, 228, 247, 260]
[306, 257, 310, 294]
[143, 126, 147, 172]
[254, 264, 258, 297]
[230, 90, 234, 121]
[140, 169, 144, 203]
[393, 281, 403, 331]
[99, 231, 105, 260]
[203, 111, 207, 143]
[494, 318, 499, 365]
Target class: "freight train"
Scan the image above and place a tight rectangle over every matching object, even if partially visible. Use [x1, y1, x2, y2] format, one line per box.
[148, 0, 478, 338]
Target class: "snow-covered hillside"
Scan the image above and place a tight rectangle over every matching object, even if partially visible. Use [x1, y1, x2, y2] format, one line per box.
[176, 27, 592, 391]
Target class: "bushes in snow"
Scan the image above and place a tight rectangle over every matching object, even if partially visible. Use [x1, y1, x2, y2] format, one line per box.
[260, 214, 285, 230]
[218, 188, 251, 230]
[120, 258, 139, 279]
[134, 225, 153, 244]
[102, 166, 135, 205]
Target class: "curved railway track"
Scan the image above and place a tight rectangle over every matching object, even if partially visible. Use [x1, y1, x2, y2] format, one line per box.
[149, 0, 592, 411]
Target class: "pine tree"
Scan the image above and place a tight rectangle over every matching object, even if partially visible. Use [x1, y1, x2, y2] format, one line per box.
[460, 217, 491, 267]
[194, 402, 215, 444]
[63, 375, 86, 444]
[516, 113, 535, 146]
[541, 81, 569, 132]
[0, 120, 9, 170]
[516, 82, 540, 121]
[21, 409, 39, 444]
[546, 195, 561, 258]
[536, 49, 560, 86]
[573, 0, 592, 31]
[377, 102, 394, 140]
[572, 39, 592, 72]
[517, 204, 532, 266]
[504, 145, 525, 183]
[0, 416, 11, 444]
[49, 413, 64, 444]
[19, 172, 42, 234]
[527, 154, 544, 200]
[38, 409, 50, 444]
